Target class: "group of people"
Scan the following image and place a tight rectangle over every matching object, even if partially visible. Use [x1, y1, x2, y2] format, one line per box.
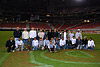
[6, 27, 95, 53]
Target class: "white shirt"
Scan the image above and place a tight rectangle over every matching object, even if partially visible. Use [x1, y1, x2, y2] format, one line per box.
[32, 40, 38, 46]
[29, 30, 37, 38]
[69, 33, 74, 40]
[22, 31, 29, 39]
[38, 32, 44, 39]
[71, 38, 76, 44]
[64, 32, 67, 40]
[16, 40, 23, 46]
[88, 40, 95, 47]
[75, 32, 82, 39]
[44, 39, 50, 46]
[60, 39, 66, 46]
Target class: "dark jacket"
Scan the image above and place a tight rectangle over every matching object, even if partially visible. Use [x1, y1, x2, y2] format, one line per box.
[48, 32, 53, 40]
[76, 39, 82, 45]
[82, 39, 88, 45]
[66, 40, 72, 46]
[6, 40, 15, 47]
[13, 30, 22, 38]
[52, 32, 58, 38]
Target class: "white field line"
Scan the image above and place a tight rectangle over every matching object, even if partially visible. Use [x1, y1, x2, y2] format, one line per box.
[29, 51, 54, 67]
[65, 51, 94, 58]
[40, 51, 100, 65]
[0, 53, 9, 66]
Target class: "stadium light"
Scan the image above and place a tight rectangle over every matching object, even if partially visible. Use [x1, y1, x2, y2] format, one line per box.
[46, 14, 50, 17]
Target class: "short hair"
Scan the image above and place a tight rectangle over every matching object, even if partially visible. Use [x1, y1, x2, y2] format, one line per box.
[73, 36, 75, 37]
[10, 36, 13, 38]
[89, 37, 92, 39]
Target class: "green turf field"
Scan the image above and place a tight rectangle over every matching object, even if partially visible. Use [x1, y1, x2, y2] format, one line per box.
[0, 31, 100, 67]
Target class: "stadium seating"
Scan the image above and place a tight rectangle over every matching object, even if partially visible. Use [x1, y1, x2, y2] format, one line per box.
[0, 23, 26, 28]
[68, 22, 100, 30]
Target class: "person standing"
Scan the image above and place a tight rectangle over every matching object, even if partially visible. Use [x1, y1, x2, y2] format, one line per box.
[43, 29, 48, 40]
[52, 29, 58, 40]
[22, 28, 29, 49]
[63, 30, 68, 42]
[69, 30, 74, 40]
[48, 29, 52, 40]
[75, 29, 82, 39]
[38, 29, 44, 40]
[6, 36, 15, 52]
[58, 30, 62, 40]
[29, 27, 37, 41]
[13, 27, 22, 48]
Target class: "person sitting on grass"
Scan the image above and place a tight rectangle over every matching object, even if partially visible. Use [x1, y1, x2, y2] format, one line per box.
[38, 38, 44, 50]
[60, 38, 66, 49]
[55, 38, 60, 50]
[32, 37, 38, 50]
[71, 36, 77, 49]
[48, 41, 57, 53]
[26, 39, 32, 51]
[6, 36, 15, 52]
[82, 36, 88, 49]
[66, 38, 72, 49]
[44, 38, 50, 49]
[51, 37, 56, 49]
[88, 37, 95, 51]
[16, 38, 23, 51]
[76, 37, 82, 50]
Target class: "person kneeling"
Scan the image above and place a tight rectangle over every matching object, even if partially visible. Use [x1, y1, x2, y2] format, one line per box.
[38, 38, 44, 50]
[48, 41, 57, 53]
[88, 38, 95, 51]
[60, 38, 66, 49]
[16, 38, 23, 51]
[6, 36, 15, 52]
[26, 39, 32, 51]
[32, 38, 38, 50]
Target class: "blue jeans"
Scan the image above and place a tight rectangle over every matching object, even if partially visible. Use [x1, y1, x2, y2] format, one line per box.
[83, 45, 88, 49]
[23, 39, 28, 48]
[60, 45, 65, 49]
[56, 44, 60, 49]
[15, 38, 19, 48]
[33, 46, 38, 50]
[67, 44, 73, 49]
[88, 46, 94, 50]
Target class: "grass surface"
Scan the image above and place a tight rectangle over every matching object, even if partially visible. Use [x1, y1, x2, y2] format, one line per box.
[0, 31, 100, 67]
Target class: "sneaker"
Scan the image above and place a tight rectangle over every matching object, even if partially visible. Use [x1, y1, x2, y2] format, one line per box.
[12, 50, 15, 52]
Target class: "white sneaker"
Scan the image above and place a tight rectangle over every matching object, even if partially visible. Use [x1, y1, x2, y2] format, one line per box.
[12, 50, 15, 52]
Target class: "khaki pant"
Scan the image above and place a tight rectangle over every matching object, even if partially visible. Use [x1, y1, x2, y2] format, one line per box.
[16, 45, 23, 51]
